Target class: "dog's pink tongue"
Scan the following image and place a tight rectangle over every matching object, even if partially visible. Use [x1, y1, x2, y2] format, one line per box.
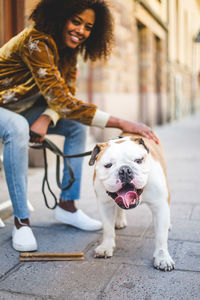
[115, 189, 138, 208]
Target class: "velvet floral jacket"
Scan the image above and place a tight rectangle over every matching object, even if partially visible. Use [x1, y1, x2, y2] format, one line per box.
[0, 26, 109, 127]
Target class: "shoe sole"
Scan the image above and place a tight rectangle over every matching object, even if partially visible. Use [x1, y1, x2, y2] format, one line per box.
[12, 242, 38, 252]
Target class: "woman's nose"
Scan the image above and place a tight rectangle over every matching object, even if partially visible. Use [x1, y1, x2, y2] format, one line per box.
[76, 25, 84, 35]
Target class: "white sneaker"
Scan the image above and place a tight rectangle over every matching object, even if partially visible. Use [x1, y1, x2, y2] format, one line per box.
[12, 226, 38, 252]
[54, 206, 102, 231]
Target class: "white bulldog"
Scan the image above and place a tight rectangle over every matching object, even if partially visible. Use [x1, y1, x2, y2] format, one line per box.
[89, 133, 175, 271]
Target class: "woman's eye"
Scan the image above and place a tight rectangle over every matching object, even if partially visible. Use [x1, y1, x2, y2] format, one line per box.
[104, 163, 112, 168]
[85, 25, 93, 31]
[72, 19, 80, 25]
[134, 158, 143, 164]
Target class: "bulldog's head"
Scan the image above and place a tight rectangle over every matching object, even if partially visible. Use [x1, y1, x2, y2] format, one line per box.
[89, 136, 150, 210]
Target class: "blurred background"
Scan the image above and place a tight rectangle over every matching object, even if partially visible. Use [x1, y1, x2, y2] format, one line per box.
[0, 0, 200, 141]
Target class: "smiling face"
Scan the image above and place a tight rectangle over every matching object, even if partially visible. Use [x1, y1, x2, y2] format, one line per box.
[62, 9, 95, 48]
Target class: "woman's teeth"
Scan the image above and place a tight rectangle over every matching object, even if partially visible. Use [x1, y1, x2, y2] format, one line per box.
[71, 35, 79, 42]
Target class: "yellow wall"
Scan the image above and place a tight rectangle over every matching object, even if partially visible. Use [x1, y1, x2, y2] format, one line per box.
[146, 0, 168, 23]
[168, 0, 200, 69]
[135, 2, 166, 39]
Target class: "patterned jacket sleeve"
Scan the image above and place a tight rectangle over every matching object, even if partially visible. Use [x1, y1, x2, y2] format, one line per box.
[20, 34, 97, 126]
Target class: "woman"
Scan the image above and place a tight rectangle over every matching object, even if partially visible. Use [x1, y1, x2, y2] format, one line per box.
[0, 0, 158, 252]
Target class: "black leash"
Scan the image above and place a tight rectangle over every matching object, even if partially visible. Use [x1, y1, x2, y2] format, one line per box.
[29, 131, 92, 209]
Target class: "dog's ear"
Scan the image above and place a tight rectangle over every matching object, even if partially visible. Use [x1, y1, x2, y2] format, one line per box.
[89, 145, 101, 166]
[135, 138, 149, 153]
[89, 143, 107, 166]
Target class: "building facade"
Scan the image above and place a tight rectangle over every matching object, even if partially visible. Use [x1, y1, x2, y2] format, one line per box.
[0, 0, 200, 141]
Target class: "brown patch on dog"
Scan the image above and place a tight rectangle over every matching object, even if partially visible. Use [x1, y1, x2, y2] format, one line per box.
[114, 140, 126, 144]
[93, 170, 96, 183]
[96, 143, 110, 162]
[89, 143, 109, 166]
[134, 138, 149, 153]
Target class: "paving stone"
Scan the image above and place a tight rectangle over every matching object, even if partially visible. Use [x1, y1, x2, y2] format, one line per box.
[169, 187, 200, 205]
[0, 261, 119, 300]
[0, 224, 13, 245]
[27, 225, 100, 253]
[168, 177, 200, 205]
[116, 204, 152, 237]
[190, 205, 200, 221]
[145, 220, 200, 242]
[86, 236, 178, 270]
[0, 240, 19, 278]
[0, 291, 43, 300]
[169, 220, 200, 242]
[0, 225, 99, 279]
[167, 159, 200, 184]
[86, 236, 142, 264]
[170, 203, 193, 220]
[175, 241, 200, 272]
[133, 239, 178, 269]
[101, 264, 200, 300]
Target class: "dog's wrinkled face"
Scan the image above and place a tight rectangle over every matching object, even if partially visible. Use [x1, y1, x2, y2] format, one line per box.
[90, 137, 150, 210]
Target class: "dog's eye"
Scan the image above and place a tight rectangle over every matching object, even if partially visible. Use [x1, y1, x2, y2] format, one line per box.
[104, 163, 112, 168]
[134, 158, 143, 164]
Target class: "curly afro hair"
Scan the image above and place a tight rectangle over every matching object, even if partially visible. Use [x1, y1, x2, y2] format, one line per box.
[29, 0, 114, 61]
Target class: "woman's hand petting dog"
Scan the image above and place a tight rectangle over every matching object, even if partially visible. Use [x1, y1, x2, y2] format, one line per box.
[106, 116, 159, 144]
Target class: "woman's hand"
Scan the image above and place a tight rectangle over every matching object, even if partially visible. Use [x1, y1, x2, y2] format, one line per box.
[30, 114, 52, 143]
[106, 116, 159, 144]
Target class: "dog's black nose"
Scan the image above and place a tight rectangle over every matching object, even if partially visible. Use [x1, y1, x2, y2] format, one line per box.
[118, 165, 134, 183]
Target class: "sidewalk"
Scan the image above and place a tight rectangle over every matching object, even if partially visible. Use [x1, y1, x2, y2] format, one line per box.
[0, 114, 200, 300]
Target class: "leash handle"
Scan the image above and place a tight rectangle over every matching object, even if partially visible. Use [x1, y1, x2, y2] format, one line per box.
[30, 136, 91, 210]
[30, 130, 42, 138]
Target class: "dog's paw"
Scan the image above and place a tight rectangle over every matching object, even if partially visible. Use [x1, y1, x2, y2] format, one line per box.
[94, 241, 115, 258]
[115, 218, 127, 229]
[153, 249, 175, 271]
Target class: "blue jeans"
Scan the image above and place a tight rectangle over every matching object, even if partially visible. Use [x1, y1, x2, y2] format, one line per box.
[0, 98, 87, 219]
